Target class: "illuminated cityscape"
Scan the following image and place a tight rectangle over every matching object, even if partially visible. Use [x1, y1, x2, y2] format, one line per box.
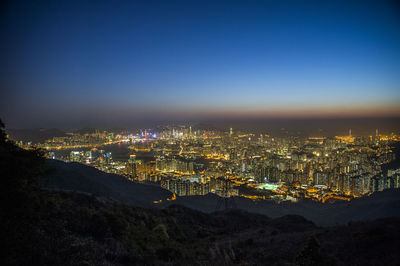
[17, 125, 400, 203]
[2, 0, 400, 264]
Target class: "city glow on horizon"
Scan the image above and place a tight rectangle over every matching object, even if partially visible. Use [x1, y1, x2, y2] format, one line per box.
[91, 101, 400, 120]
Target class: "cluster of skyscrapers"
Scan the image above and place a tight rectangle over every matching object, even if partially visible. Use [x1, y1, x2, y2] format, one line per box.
[26, 125, 400, 202]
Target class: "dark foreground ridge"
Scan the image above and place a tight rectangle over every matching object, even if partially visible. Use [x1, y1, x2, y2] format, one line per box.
[1, 120, 400, 265]
[161, 189, 400, 227]
[12, 164, 400, 266]
[44, 159, 400, 226]
[44, 159, 172, 208]
[7, 189, 400, 266]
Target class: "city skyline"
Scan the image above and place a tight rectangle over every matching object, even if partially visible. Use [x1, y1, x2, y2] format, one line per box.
[1, 0, 400, 128]
[2, 1, 400, 264]
[12, 123, 400, 202]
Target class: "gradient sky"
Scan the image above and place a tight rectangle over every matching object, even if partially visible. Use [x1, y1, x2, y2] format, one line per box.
[1, 0, 400, 128]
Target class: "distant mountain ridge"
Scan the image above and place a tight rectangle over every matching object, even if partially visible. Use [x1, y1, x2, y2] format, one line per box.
[7, 128, 67, 143]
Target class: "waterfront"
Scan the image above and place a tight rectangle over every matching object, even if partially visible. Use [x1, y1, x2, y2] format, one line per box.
[14, 125, 399, 204]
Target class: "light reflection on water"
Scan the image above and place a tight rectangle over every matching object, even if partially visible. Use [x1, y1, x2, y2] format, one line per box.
[51, 143, 132, 162]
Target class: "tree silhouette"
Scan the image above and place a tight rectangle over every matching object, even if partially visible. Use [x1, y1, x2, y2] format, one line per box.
[0, 118, 45, 265]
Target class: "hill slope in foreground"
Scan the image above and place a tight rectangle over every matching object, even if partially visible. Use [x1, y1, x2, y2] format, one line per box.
[2, 131, 400, 265]
[44, 160, 172, 208]
[8, 189, 400, 265]
[45, 159, 400, 226]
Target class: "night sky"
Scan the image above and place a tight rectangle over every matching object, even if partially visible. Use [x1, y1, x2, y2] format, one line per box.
[1, 0, 400, 129]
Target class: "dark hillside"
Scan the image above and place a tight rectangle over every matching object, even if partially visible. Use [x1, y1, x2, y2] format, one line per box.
[44, 160, 172, 208]
[1, 120, 400, 265]
[43, 159, 400, 226]
[3, 188, 400, 266]
[160, 189, 400, 226]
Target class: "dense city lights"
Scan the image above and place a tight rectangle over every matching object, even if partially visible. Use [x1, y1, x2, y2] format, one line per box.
[16, 125, 400, 203]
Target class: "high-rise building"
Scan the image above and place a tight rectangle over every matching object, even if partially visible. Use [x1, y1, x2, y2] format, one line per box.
[126, 154, 137, 178]
[70, 151, 82, 162]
